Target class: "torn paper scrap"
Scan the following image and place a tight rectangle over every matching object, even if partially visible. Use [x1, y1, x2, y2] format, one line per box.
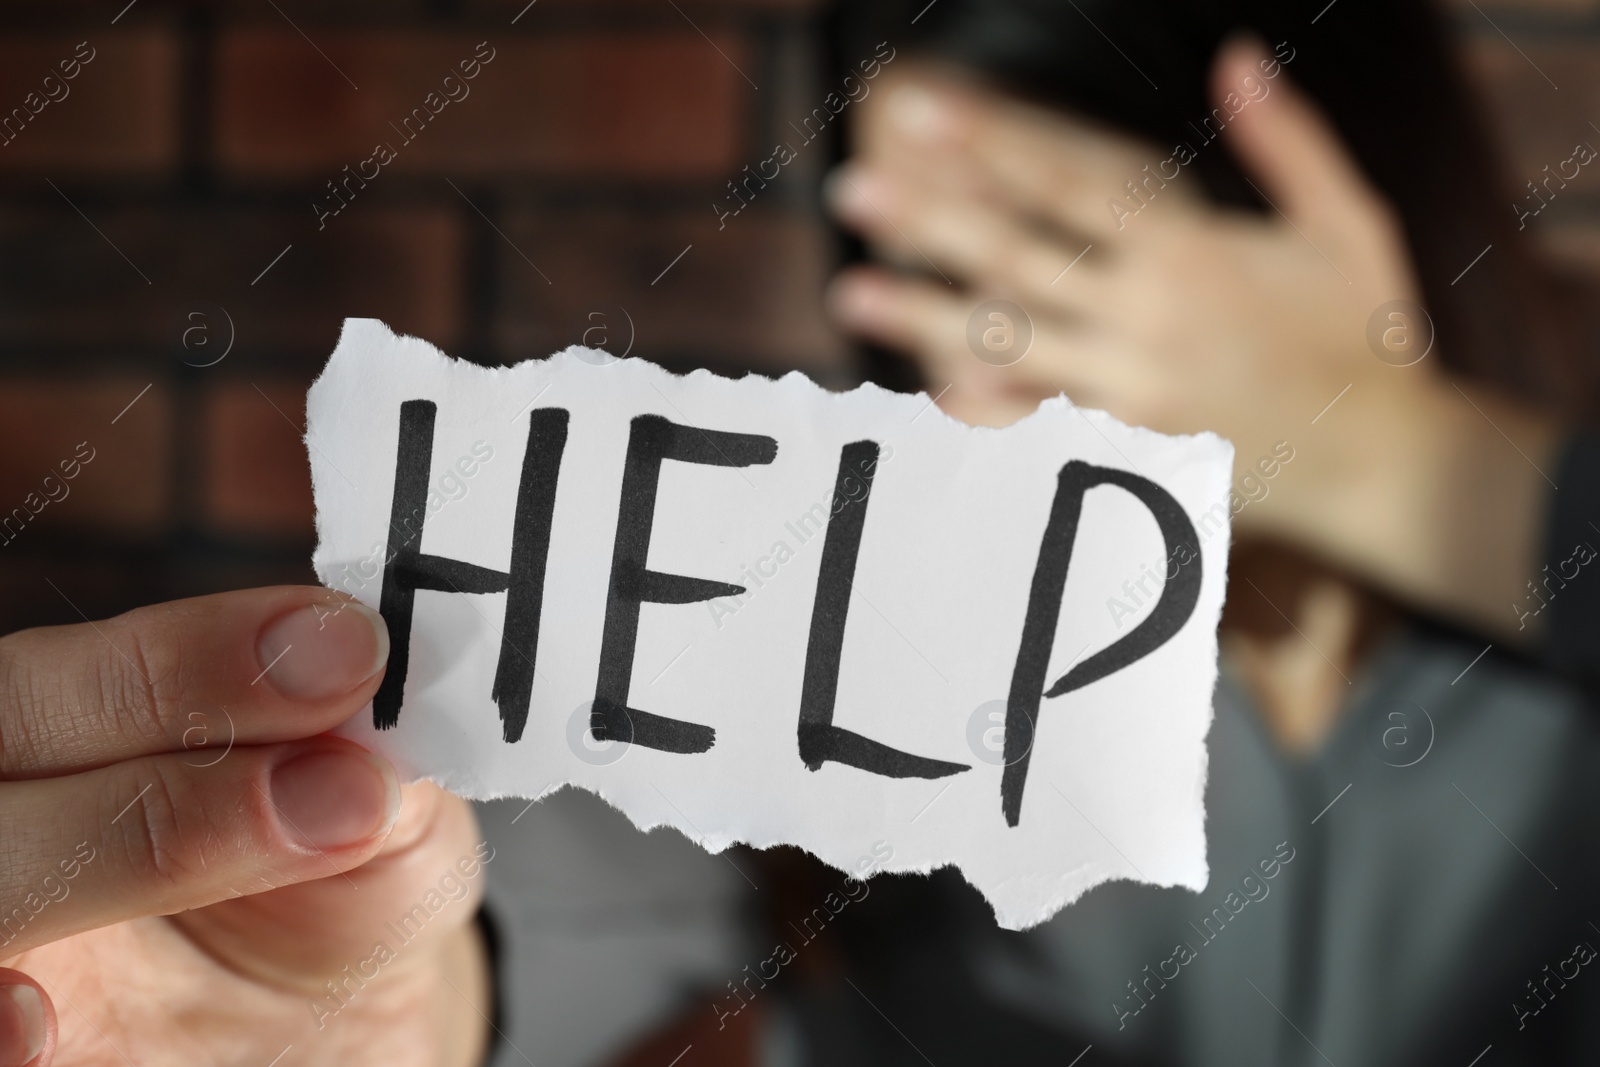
[307, 318, 1234, 930]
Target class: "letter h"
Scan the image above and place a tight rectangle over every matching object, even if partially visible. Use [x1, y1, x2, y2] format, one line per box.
[373, 399, 568, 742]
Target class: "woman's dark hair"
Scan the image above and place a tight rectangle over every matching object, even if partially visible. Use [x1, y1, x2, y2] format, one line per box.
[830, 0, 1598, 414]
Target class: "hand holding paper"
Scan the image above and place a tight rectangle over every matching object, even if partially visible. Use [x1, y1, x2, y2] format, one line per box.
[309, 319, 1233, 930]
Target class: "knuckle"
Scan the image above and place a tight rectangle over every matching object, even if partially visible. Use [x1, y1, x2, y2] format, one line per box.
[95, 611, 190, 749]
[0, 634, 50, 773]
[111, 762, 210, 891]
[0, 606, 200, 776]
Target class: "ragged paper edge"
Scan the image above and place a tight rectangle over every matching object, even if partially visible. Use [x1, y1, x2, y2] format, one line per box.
[307, 317, 1234, 929]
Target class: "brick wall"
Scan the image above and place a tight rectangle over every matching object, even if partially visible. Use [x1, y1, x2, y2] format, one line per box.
[0, 0, 847, 632]
[0, 0, 1593, 633]
[1457, 0, 1600, 273]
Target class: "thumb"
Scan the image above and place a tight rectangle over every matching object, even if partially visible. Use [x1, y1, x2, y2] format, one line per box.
[1213, 36, 1382, 231]
[0, 969, 53, 1067]
[171, 783, 489, 997]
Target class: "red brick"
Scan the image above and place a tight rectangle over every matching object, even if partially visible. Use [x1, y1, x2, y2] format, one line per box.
[216, 30, 751, 179]
[1463, 38, 1600, 188]
[0, 555, 321, 637]
[190, 1, 433, 13]
[241, 207, 467, 357]
[469, 0, 820, 11]
[1535, 220, 1600, 275]
[1447, 0, 1600, 15]
[0, 379, 172, 540]
[0, 560, 168, 637]
[202, 380, 317, 540]
[0, 204, 465, 359]
[0, 31, 179, 175]
[491, 206, 848, 376]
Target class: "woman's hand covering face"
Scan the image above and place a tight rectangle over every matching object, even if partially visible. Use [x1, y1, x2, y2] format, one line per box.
[827, 39, 1428, 527]
[827, 39, 1560, 644]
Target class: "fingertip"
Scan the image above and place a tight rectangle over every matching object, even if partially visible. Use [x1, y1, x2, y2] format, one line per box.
[1208, 32, 1364, 218]
[256, 599, 390, 704]
[267, 739, 402, 853]
[1212, 32, 1268, 93]
[826, 266, 893, 329]
[1213, 32, 1313, 126]
[823, 164, 892, 227]
[0, 971, 53, 1067]
[380, 780, 451, 855]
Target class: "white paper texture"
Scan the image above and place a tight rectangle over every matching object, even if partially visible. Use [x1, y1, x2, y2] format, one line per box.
[308, 318, 1234, 930]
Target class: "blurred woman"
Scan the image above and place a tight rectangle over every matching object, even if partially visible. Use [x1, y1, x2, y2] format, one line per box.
[745, 0, 1600, 1063]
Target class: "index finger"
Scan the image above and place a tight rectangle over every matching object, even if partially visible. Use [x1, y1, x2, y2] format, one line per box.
[871, 72, 1189, 240]
[0, 586, 388, 779]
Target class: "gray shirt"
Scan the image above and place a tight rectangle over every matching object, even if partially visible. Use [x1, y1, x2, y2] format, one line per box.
[482, 625, 1600, 1065]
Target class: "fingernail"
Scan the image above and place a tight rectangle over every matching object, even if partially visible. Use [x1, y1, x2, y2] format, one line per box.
[269, 745, 400, 850]
[824, 166, 888, 220]
[0, 984, 45, 1067]
[257, 601, 389, 702]
[887, 84, 955, 140]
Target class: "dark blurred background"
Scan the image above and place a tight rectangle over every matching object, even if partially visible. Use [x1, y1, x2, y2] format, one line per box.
[0, 0, 1596, 634]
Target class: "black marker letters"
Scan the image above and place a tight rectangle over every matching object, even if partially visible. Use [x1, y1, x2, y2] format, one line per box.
[374, 403, 1210, 819]
[1001, 461, 1202, 826]
[592, 414, 778, 753]
[797, 441, 968, 779]
[374, 400, 569, 742]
